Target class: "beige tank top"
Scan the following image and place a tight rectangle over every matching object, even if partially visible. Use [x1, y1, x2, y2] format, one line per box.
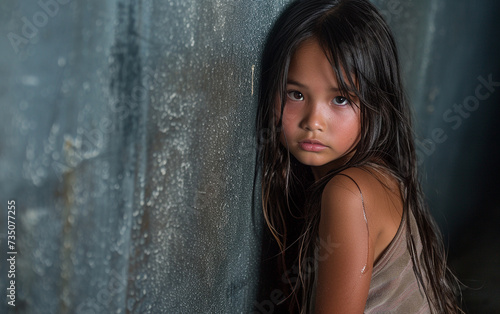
[364, 210, 431, 313]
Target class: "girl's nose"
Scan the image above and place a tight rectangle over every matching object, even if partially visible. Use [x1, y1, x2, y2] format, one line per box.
[300, 101, 325, 132]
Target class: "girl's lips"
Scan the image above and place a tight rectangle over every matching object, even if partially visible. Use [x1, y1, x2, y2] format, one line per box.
[299, 140, 327, 152]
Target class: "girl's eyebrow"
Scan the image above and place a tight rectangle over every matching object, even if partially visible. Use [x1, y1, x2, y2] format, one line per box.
[287, 79, 341, 92]
[286, 79, 307, 88]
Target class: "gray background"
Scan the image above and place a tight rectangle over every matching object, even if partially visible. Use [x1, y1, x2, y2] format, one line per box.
[0, 0, 498, 313]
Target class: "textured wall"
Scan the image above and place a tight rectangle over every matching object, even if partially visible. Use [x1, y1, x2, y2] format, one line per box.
[0, 0, 291, 313]
[0, 0, 499, 313]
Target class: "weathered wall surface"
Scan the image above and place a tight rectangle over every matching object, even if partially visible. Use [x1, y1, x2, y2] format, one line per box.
[0, 0, 292, 312]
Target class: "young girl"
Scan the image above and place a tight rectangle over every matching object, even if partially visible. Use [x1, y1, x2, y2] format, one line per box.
[256, 0, 461, 313]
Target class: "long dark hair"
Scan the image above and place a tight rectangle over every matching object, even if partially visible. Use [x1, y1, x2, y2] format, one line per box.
[256, 0, 461, 313]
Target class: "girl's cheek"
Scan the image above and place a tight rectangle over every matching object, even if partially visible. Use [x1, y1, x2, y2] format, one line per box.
[282, 105, 300, 125]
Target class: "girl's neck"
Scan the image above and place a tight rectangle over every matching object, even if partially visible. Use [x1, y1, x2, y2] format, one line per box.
[310, 152, 355, 181]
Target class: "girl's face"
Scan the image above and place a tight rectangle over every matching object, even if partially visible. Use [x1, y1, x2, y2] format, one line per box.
[278, 38, 361, 179]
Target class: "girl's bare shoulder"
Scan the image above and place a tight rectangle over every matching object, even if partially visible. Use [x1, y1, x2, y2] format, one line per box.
[322, 166, 403, 262]
[323, 166, 402, 212]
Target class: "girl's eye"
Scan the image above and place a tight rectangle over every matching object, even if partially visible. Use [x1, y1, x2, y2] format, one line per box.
[332, 96, 350, 106]
[287, 91, 304, 101]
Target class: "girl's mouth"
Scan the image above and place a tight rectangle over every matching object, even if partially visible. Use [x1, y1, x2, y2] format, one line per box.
[299, 140, 328, 152]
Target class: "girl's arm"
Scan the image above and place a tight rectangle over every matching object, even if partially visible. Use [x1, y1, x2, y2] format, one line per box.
[314, 173, 374, 314]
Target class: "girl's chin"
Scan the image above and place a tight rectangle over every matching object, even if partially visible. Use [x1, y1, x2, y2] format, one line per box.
[294, 157, 332, 168]
[294, 155, 347, 171]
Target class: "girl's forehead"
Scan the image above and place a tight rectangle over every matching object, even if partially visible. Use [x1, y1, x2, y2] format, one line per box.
[292, 38, 322, 58]
[289, 41, 330, 81]
[290, 39, 327, 66]
[288, 38, 356, 92]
